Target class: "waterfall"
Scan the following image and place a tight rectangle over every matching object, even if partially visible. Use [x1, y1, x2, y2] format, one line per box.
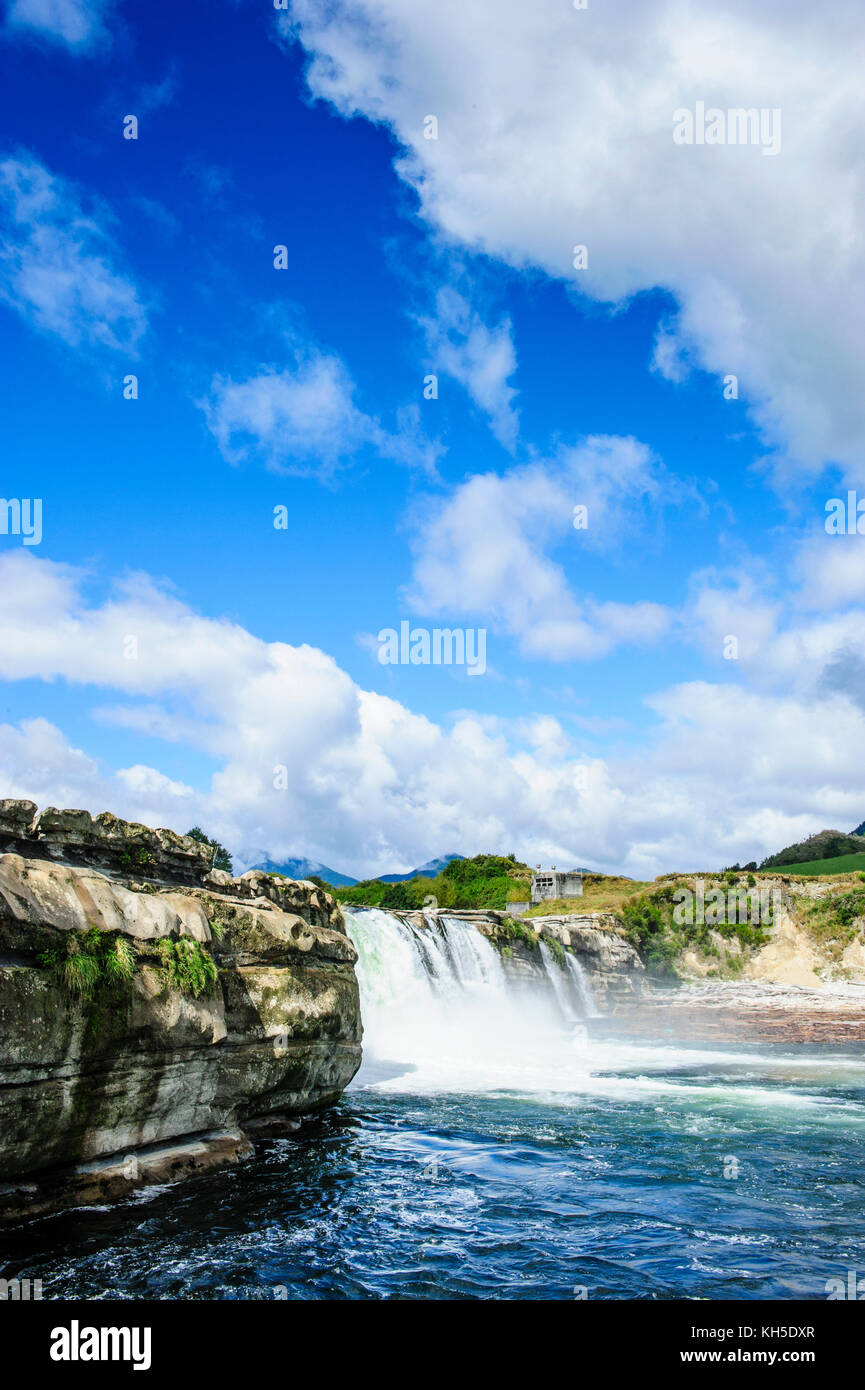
[564, 949, 598, 1017]
[343, 907, 595, 1093]
[438, 914, 507, 989]
[538, 939, 597, 1022]
[539, 940, 579, 1023]
[345, 908, 508, 1016]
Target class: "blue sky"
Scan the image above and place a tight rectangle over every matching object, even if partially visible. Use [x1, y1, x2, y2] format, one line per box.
[1, 0, 864, 877]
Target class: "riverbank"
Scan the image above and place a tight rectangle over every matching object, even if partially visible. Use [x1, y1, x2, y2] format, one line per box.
[594, 978, 865, 1044]
[0, 801, 361, 1223]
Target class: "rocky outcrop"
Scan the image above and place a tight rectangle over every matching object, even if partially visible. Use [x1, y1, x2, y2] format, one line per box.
[0, 802, 362, 1223]
[0, 799, 214, 885]
[532, 914, 644, 1005]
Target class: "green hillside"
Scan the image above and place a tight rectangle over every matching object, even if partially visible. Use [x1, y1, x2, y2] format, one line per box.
[760, 828, 864, 869]
[333, 853, 533, 910]
[781, 852, 865, 876]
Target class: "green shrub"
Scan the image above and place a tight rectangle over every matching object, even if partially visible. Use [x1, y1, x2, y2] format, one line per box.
[155, 937, 218, 998]
[120, 847, 153, 870]
[544, 935, 565, 968]
[38, 924, 137, 1001]
[37, 925, 138, 1039]
[620, 895, 666, 948]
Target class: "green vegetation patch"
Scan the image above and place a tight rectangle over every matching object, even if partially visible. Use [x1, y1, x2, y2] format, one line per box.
[619, 881, 771, 978]
[496, 915, 541, 952]
[37, 924, 136, 999]
[761, 830, 865, 870]
[779, 853, 865, 877]
[154, 936, 219, 998]
[120, 847, 154, 870]
[802, 888, 865, 952]
[334, 853, 533, 911]
[543, 934, 565, 968]
[37, 924, 137, 1039]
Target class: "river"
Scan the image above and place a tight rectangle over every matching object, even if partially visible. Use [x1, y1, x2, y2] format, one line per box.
[4, 907, 865, 1299]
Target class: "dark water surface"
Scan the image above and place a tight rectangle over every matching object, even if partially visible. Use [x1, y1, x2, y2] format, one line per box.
[5, 1044, 865, 1300]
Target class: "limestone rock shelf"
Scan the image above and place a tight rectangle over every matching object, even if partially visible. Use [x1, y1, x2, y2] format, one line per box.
[0, 801, 362, 1223]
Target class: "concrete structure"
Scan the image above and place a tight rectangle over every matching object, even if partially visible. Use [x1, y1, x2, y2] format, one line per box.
[531, 867, 583, 904]
[505, 900, 531, 917]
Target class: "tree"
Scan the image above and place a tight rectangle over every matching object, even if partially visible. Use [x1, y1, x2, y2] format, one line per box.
[186, 826, 233, 874]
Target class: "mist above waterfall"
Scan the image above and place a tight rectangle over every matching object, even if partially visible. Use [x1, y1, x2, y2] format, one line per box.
[345, 908, 593, 1093]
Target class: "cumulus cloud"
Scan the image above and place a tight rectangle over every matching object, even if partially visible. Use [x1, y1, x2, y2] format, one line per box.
[4, 0, 113, 51]
[0, 715, 198, 828]
[282, 0, 865, 480]
[0, 154, 146, 352]
[684, 542, 865, 720]
[201, 347, 441, 478]
[406, 435, 677, 660]
[792, 532, 865, 611]
[2, 551, 865, 876]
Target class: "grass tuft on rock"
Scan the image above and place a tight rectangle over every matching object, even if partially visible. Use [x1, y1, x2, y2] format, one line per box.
[155, 936, 218, 998]
[38, 924, 137, 1001]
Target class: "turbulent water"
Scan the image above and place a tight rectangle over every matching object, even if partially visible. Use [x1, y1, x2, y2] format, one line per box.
[5, 906, 865, 1300]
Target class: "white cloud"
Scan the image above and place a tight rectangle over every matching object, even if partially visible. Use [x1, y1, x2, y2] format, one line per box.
[2, 551, 865, 876]
[0, 715, 198, 827]
[201, 348, 441, 478]
[793, 533, 865, 612]
[0, 155, 146, 352]
[282, 0, 865, 480]
[406, 436, 676, 660]
[682, 545, 865, 741]
[5, 0, 113, 51]
[0, 716, 108, 806]
[651, 318, 692, 385]
[687, 570, 783, 667]
[420, 287, 518, 449]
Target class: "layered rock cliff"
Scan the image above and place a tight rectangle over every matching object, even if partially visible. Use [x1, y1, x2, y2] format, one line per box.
[0, 800, 361, 1222]
[530, 913, 645, 1005]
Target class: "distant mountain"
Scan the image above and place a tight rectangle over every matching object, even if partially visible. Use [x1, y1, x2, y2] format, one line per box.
[251, 858, 358, 888]
[378, 853, 463, 883]
[853, 821, 865, 837]
[760, 828, 865, 870]
[251, 851, 464, 888]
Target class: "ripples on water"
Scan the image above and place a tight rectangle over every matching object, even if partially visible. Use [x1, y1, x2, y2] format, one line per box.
[5, 1044, 865, 1301]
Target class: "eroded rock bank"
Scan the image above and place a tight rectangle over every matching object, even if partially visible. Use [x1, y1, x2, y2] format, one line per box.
[0, 801, 362, 1223]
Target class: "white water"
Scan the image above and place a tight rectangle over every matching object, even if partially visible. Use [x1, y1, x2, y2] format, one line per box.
[347, 907, 573, 1087]
[344, 907, 865, 1120]
[539, 939, 596, 1023]
[564, 949, 598, 1016]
